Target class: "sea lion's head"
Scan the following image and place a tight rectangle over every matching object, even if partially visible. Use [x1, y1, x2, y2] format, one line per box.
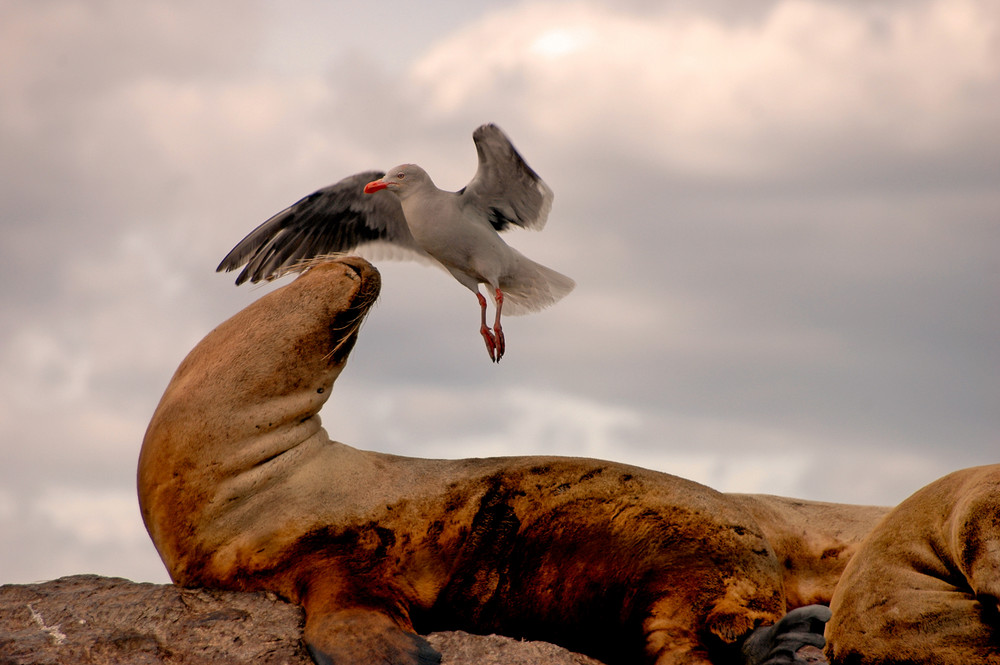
[138, 256, 381, 581]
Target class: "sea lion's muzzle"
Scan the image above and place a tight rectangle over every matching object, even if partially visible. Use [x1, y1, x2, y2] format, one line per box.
[318, 257, 381, 365]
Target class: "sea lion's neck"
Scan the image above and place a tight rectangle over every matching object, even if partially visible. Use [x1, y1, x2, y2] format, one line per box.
[138, 260, 379, 583]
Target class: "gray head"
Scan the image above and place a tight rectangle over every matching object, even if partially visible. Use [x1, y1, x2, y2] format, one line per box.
[363, 164, 434, 200]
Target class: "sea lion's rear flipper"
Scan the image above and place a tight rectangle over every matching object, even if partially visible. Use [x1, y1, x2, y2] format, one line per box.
[740, 605, 831, 665]
[304, 608, 441, 665]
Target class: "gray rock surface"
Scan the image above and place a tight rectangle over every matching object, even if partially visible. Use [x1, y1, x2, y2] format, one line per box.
[0, 575, 604, 665]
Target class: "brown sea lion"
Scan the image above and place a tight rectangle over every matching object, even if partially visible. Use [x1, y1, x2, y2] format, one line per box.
[826, 464, 1000, 665]
[728, 495, 890, 611]
[138, 257, 879, 665]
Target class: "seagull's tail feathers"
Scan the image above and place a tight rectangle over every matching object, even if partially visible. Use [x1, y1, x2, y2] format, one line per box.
[497, 253, 575, 316]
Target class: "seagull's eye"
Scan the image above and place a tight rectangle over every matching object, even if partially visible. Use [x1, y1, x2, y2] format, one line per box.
[397, 172, 405, 179]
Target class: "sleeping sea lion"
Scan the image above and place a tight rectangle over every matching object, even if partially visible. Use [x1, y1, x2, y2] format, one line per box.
[727, 494, 889, 610]
[826, 464, 1000, 664]
[138, 257, 880, 665]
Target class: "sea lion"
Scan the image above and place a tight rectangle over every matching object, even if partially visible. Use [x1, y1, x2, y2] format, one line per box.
[826, 464, 1000, 665]
[727, 495, 890, 610]
[138, 256, 878, 665]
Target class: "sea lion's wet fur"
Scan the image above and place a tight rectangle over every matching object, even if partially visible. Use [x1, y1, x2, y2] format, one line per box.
[139, 257, 885, 665]
[826, 464, 1000, 665]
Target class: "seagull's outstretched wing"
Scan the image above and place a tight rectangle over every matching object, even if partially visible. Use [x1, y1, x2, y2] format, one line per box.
[460, 123, 554, 232]
[217, 171, 427, 284]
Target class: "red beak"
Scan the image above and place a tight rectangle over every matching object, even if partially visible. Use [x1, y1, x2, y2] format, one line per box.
[363, 179, 388, 194]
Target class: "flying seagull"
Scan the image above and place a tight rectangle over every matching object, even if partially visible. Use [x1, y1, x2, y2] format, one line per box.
[217, 123, 575, 362]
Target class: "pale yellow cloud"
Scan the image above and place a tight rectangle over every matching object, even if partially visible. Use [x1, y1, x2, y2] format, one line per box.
[413, 0, 999, 175]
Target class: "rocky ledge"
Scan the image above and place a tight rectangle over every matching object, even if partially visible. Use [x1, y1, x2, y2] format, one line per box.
[0, 575, 603, 665]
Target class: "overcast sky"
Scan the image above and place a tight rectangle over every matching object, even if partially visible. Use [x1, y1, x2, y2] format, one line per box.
[1, 0, 997, 585]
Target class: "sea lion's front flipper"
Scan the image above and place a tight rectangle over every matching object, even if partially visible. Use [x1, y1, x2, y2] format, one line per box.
[740, 605, 831, 665]
[304, 608, 441, 665]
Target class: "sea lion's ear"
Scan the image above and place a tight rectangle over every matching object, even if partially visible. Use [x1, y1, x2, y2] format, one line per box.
[740, 605, 831, 665]
[304, 608, 440, 665]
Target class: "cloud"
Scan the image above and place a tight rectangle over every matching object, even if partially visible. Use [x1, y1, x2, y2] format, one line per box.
[0, 0, 996, 585]
[321, 381, 940, 505]
[0, 484, 168, 584]
[34, 487, 145, 548]
[413, 0, 1000, 178]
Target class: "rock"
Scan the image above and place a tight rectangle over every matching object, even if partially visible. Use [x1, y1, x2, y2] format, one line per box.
[0, 575, 604, 665]
[0, 575, 306, 665]
[427, 631, 604, 665]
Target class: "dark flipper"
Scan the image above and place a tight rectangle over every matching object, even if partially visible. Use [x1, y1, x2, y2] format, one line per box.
[741, 605, 832, 665]
[304, 608, 441, 665]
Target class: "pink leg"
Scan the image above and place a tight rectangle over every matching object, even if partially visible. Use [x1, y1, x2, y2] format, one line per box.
[477, 292, 498, 362]
[493, 288, 505, 361]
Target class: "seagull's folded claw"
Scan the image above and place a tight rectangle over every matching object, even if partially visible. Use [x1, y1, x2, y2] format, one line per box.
[480, 325, 498, 363]
[494, 325, 505, 362]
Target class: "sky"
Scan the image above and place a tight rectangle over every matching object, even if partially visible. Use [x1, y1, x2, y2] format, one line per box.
[1, 0, 997, 585]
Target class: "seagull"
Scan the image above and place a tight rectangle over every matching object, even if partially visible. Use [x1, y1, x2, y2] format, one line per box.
[217, 123, 575, 362]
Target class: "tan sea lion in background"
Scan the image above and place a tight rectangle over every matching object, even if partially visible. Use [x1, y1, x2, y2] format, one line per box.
[138, 257, 885, 665]
[727, 495, 889, 611]
[826, 464, 1000, 665]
